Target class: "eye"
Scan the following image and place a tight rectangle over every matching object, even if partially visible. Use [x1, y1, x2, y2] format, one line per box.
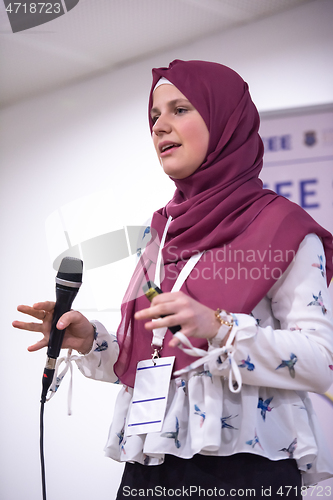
[175, 107, 188, 116]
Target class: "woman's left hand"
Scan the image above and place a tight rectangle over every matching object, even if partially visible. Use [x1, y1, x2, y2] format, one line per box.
[134, 291, 220, 348]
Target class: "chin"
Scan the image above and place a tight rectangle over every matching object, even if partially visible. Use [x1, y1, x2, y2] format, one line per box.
[162, 166, 189, 180]
[161, 161, 200, 180]
[165, 168, 196, 180]
[165, 171, 186, 180]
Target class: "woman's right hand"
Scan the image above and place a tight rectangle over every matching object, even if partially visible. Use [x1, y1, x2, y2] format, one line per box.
[12, 301, 95, 355]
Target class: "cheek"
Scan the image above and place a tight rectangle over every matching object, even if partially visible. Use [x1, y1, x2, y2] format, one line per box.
[185, 122, 209, 162]
[152, 133, 158, 151]
[152, 133, 159, 154]
[152, 134, 163, 164]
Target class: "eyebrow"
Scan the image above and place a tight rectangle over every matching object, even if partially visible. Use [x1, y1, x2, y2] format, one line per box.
[150, 98, 191, 117]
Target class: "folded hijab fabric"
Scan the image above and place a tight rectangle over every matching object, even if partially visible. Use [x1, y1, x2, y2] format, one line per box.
[114, 59, 333, 387]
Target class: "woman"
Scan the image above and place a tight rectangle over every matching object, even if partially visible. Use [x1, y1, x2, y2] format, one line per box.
[13, 60, 333, 499]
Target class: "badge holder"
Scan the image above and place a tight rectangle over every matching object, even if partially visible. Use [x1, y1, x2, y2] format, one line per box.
[127, 217, 204, 436]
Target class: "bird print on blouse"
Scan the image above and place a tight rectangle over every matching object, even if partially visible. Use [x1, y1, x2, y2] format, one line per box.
[194, 404, 206, 427]
[51, 374, 64, 394]
[307, 291, 328, 315]
[312, 255, 325, 278]
[279, 438, 297, 459]
[250, 312, 261, 326]
[258, 397, 274, 421]
[94, 340, 108, 352]
[175, 378, 187, 394]
[238, 355, 255, 371]
[276, 353, 298, 378]
[221, 414, 238, 430]
[93, 327, 109, 352]
[116, 418, 126, 454]
[290, 324, 302, 331]
[293, 403, 306, 410]
[231, 314, 239, 327]
[136, 226, 151, 257]
[246, 429, 264, 450]
[161, 416, 181, 448]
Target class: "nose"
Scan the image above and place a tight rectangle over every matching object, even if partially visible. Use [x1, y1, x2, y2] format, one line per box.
[152, 113, 172, 136]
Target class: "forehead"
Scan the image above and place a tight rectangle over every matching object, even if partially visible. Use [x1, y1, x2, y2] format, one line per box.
[151, 84, 189, 109]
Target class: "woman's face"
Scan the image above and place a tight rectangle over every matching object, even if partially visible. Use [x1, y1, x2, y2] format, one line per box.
[151, 84, 209, 180]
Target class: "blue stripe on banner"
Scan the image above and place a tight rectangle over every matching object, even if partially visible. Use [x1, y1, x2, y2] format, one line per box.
[128, 420, 162, 427]
[132, 397, 166, 404]
[137, 363, 172, 371]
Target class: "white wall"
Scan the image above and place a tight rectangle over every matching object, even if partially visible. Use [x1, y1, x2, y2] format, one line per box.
[1, 0, 333, 499]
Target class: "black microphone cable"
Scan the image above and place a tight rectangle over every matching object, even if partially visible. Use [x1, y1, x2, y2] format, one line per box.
[40, 400, 47, 500]
[39, 256, 83, 500]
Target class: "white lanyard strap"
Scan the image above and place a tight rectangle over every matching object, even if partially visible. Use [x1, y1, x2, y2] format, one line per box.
[152, 251, 204, 348]
[172, 251, 203, 292]
[154, 215, 172, 288]
[152, 216, 174, 348]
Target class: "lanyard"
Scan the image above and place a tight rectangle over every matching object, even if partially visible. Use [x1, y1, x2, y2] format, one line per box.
[128, 219, 203, 435]
[150, 217, 242, 394]
[151, 216, 204, 350]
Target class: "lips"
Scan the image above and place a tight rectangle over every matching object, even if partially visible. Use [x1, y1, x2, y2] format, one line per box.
[159, 142, 181, 154]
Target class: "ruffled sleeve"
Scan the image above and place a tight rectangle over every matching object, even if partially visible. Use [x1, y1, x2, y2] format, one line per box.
[206, 233, 333, 393]
[75, 320, 120, 384]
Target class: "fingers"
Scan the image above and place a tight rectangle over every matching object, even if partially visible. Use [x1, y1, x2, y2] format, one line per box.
[135, 306, 181, 331]
[135, 292, 180, 320]
[135, 291, 220, 349]
[168, 335, 182, 348]
[16, 302, 55, 321]
[27, 337, 49, 352]
[13, 302, 55, 334]
[140, 314, 183, 332]
[14, 301, 93, 354]
[13, 304, 51, 352]
[12, 319, 44, 332]
[16, 305, 45, 321]
[57, 310, 95, 342]
[56, 310, 81, 330]
[135, 292, 187, 334]
[32, 301, 55, 311]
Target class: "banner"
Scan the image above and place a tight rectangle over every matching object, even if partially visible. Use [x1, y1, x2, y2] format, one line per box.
[259, 104, 333, 236]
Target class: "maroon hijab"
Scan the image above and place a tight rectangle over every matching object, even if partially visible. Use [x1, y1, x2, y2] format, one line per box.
[114, 59, 333, 387]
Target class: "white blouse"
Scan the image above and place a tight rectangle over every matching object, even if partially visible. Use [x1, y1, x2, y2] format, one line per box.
[75, 233, 333, 487]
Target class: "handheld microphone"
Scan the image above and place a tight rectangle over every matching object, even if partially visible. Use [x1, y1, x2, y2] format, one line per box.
[41, 257, 83, 403]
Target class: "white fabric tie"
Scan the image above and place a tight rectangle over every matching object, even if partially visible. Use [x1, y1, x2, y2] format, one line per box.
[173, 326, 242, 394]
[47, 349, 80, 415]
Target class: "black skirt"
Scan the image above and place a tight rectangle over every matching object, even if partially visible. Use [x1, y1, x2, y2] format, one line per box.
[116, 453, 302, 500]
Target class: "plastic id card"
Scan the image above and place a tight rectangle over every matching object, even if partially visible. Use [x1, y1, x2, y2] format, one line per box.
[126, 356, 175, 436]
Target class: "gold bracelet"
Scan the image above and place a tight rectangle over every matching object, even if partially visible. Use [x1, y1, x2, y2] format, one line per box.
[215, 308, 233, 329]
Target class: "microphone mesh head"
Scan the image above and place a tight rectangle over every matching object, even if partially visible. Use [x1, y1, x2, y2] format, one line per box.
[57, 257, 83, 283]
